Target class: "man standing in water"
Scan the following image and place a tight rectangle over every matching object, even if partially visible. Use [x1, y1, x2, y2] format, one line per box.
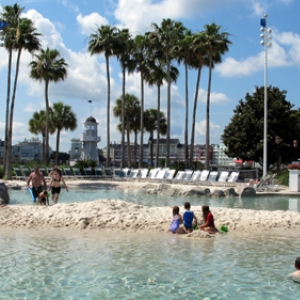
[27, 166, 47, 202]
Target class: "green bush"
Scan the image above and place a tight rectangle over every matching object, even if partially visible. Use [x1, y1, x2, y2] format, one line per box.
[0, 166, 3, 179]
[277, 169, 289, 186]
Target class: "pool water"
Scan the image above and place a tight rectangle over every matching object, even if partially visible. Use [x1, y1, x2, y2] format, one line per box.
[0, 230, 299, 299]
[8, 187, 300, 212]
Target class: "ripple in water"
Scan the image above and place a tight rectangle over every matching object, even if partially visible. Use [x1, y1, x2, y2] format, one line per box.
[0, 230, 300, 299]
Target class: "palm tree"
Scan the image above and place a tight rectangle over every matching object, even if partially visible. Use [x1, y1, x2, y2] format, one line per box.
[0, 3, 24, 177]
[144, 109, 167, 167]
[5, 18, 41, 178]
[114, 28, 135, 168]
[147, 49, 179, 167]
[29, 110, 56, 162]
[114, 94, 140, 167]
[149, 19, 185, 167]
[88, 25, 119, 167]
[29, 47, 68, 164]
[51, 102, 77, 164]
[189, 31, 208, 169]
[174, 29, 194, 169]
[132, 34, 152, 168]
[202, 23, 232, 169]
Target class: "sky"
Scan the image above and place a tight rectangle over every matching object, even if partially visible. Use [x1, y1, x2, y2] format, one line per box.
[0, 0, 300, 153]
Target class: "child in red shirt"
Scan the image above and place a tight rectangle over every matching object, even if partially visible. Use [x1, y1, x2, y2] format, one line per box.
[199, 205, 218, 234]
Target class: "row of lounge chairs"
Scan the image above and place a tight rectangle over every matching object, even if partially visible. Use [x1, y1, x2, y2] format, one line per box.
[113, 168, 240, 186]
[13, 166, 113, 180]
[13, 166, 240, 186]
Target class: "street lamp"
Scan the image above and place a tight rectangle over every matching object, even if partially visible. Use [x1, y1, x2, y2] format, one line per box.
[260, 14, 272, 177]
[275, 135, 281, 172]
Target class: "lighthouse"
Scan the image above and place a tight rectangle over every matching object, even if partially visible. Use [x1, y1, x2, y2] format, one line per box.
[80, 116, 101, 165]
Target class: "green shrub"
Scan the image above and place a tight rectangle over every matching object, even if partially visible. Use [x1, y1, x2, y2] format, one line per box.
[277, 169, 289, 186]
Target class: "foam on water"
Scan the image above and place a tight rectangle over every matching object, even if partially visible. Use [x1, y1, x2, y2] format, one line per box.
[0, 230, 299, 299]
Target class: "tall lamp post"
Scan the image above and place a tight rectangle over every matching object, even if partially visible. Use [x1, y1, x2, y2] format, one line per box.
[260, 14, 272, 177]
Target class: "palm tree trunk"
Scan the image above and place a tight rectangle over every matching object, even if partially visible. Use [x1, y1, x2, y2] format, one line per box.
[121, 68, 126, 169]
[155, 84, 161, 168]
[55, 129, 61, 164]
[126, 122, 131, 168]
[106, 55, 111, 167]
[45, 79, 50, 165]
[190, 66, 202, 169]
[184, 63, 189, 169]
[3, 48, 12, 178]
[6, 48, 22, 179]
[166, 51, 171, 168]
[134, 130, 137, 166]
[205, 53, 213, 170]
[139, 73, 144, 168]
[42, 133, 46, 162]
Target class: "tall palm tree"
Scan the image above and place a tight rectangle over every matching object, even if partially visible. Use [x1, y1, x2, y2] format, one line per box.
[114, 28, 135, 168]
[189, 31, 208, 169]
[144, 109, 167, 167]
[149, 19, 185, 167]
[173, 29, 194, 169]
[29, 110, 55, 162]
[88, 25, 119, 167]
[114, 94, 141, 167]
[0, 3, 24, 177]
[5, 18, 41, 178]
[132, 34, 152, 168]
[202, 23, 232, 169]
[51, 102, 77, 164]
[29, 47, 68, 164]
[147, 50, 179, 167]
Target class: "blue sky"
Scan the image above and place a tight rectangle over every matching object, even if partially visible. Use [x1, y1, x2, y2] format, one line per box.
[0, 0, 299, 153]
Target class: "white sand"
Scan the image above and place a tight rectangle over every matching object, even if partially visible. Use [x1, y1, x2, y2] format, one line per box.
[1, 179, 300, 237]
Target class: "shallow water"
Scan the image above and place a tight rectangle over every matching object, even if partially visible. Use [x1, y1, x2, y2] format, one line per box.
[0, 230, 299, 299]
[8, 187, 300, 212]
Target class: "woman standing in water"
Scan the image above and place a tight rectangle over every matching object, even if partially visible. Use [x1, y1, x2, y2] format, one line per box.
[48, 167, 68, 204]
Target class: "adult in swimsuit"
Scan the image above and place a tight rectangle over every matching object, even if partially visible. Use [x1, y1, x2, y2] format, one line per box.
[27, 166, 47, 201]
[48, 167, 68, 204]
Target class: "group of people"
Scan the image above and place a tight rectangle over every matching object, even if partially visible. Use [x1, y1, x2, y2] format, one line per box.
[170, 202, 218, 235]
[26, 165, 68, 205]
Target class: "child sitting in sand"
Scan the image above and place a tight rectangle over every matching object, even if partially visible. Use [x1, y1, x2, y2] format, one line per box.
[288, 257, 300, 282]
[176, 202, 197, 234]
[169, 206, 182, 234]
[199, 205, 218, 234]
[38, 191, 49, 206]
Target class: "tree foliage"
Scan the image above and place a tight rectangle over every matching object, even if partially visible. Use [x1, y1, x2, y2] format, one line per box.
[222, 86, 300, 169]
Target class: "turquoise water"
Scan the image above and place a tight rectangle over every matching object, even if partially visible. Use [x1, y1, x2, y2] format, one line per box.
[0, 230, 299, 299]
[8, 187, 300, 212]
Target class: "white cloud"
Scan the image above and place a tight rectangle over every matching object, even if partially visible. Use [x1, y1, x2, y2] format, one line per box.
[194, 120, 222, 143]
[76, 13, 109, 36]
[197, 88, 230, 104]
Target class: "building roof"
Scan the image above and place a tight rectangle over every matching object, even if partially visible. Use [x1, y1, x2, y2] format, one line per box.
[85, 116, 97, 123]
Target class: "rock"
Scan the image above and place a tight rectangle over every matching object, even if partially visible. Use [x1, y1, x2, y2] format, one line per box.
[240, 186, 256, 197]
[180, 188, 211, 197]
[0, 182, 10, 204]
[211, 190, 225, 198]
[225, 188, 239, 198]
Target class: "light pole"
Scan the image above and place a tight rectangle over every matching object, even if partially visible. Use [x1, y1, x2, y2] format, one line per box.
[260, 14, 272, 177]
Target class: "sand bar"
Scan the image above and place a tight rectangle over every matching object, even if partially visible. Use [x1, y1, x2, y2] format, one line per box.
[1, 179, 300, 238]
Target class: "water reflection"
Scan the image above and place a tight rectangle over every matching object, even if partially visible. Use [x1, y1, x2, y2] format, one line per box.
[7, 188, 300, 212]
[289, 198, 300, 212]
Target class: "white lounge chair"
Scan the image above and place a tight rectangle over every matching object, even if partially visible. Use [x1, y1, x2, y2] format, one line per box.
[218, 171, 230, 182]
[148, 168, 159, 179]
[139, 168, 149, 179]
[156, 169, 167, 179]
[173, 171, 185, 181]
[190, 171, 202, 182]
[164, 169, 176, 180]
[227, 172, 239, 183]
[128, 169, 140, 179]
[199, 170, 210, 182]
[207, 171, 218, 182]
[181, 170, 193, 181]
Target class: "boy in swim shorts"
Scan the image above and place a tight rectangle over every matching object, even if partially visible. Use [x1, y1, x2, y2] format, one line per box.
[176, 202, 197, 234]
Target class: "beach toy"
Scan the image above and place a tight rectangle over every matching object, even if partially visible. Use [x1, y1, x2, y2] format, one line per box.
[220, 225, 228, 233]
[193, 224, 198, 230]
[24, 187, 36, 202]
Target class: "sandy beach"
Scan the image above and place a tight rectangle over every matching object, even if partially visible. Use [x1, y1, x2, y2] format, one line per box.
[1, 179, 300, 238]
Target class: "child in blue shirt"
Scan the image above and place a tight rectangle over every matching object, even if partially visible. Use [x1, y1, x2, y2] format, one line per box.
[176, 202, 198, 234]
